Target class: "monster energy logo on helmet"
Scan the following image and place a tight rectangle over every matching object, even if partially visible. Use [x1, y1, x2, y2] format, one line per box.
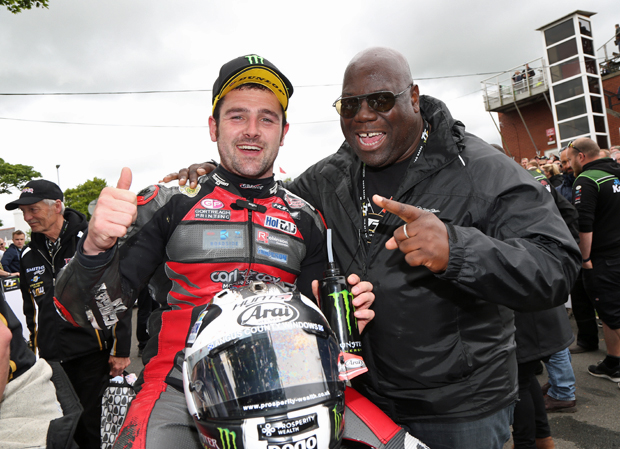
[218, 427, 237, 449]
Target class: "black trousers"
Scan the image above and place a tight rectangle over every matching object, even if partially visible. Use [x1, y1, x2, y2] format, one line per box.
[513, 360, 551, 449]
[61, 350, 110, 449]
[572, 270, 599, 349]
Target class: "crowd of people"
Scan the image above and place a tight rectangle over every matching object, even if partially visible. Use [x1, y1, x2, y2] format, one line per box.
[0, 47, 619, 449]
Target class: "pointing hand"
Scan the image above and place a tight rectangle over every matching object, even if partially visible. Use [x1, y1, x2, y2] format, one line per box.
[373, 195, 450, 273]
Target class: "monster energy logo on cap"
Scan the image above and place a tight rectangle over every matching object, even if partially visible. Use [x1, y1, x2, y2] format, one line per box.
[212, 54, 294, 114]
[218, 427, 237, 449]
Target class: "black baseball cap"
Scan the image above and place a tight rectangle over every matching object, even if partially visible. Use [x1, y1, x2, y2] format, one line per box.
[5, 179, 63, 210]
[212, 54, 293, 115]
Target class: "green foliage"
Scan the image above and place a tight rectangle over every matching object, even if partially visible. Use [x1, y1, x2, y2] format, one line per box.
[64, 177, 107, 220]
[1, 0, 48, 13]
[0, 158, 42, 195]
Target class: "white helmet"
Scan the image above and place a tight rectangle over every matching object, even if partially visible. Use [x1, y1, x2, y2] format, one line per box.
[183, 282, 346, 449]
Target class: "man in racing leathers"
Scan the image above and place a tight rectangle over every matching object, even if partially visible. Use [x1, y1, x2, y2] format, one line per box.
[54, 55, 378, 449]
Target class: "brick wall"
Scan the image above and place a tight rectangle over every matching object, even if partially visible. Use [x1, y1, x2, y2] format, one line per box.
[602, 71, 620, 147]
[498, 99, 556, 161]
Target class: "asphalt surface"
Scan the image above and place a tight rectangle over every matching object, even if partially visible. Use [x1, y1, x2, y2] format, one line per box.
[126, 308, 620, 449]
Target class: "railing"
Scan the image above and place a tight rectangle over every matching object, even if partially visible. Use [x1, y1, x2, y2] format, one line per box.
[480, 58, 549, 111]
[598, 34, 620, 76]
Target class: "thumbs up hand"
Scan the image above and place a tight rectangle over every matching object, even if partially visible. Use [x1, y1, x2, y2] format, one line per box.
[83, 167, 138, 255]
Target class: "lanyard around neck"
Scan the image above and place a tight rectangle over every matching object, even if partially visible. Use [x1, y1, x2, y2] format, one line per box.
[360, 120, 430, 243]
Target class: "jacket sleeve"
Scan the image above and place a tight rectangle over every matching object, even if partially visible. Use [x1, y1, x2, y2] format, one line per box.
[55, 185, 171, 330]
[110, 304, 132, 358]
[438, 179, 581, 312]
[2, 249, 17, 273]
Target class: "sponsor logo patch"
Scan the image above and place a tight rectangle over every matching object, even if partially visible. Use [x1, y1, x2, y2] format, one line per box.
[264, 215, 297, 235]
[210, 269, 281, 288]
[257, 245, 288, 263]
[26, 266, 45, 275]
[201, 198, 225, 209]
[285, 194, 306, 209]
[239, 183, 264, 190]
[195, 209, 231, 220]
[256, 231, 289, 248]
[179, 184, 201, 198]
[212, 174, 229, 187]
[21, 187, 34, 194]
[203, 229, 243, 249]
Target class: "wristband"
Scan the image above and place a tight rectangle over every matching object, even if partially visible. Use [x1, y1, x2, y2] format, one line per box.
[582, 257, 591, 263]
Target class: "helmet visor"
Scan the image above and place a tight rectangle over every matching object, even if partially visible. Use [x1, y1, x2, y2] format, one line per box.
[186, 326, 341, 419]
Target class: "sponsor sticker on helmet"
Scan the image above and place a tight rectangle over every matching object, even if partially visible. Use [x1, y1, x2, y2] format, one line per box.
[258, 414, 318, 440]
[237, 302, 299, 326]
[266, 435, 318, 449]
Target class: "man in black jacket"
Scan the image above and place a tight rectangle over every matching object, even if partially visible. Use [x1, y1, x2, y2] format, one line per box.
[5, 179, 131, 449]
[169, 47, 582, 449]
[1, 230, 25, 274]
[568, 137, 620, 383]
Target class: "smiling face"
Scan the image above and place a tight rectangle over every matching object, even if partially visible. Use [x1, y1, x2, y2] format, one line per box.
[339, 48, 423, 168]
[209, 87, 289, 179]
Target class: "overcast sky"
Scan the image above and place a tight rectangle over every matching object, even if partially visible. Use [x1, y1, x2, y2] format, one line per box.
[0, 0, 617, 229]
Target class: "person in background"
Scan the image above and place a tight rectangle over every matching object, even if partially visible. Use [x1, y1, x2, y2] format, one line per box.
[543, 163, 562, 188]
[1, 230, 25, 273]
[5, 180, 132, 449]
[568, 138, 620, 383]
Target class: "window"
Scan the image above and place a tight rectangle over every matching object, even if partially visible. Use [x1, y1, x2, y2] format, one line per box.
[591, 96, 603, 114]
[594, 115, 606, 133]
[553, 78, 584, 102]
[578, 18, 592, 37]
[545, 19, 575, 46]
[596, 134, 609, 150]
[556, 97, 586, 121]
[559, 116, 590, 139]
[550, 58, 580, 83]
[587, 76, 601, 94]
[547, 38, 578, 65]
[585, 57, 598, 75]
[582, 37, 594, 56]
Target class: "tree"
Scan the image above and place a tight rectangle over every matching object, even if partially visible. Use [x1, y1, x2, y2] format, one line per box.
[0, 158, 41, 195]
[64, 177, 107, 220]
[1, 0, 48, 13]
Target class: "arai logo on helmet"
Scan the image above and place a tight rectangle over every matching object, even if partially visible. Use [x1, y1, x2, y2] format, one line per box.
[201, 199, 224, 209]
[237, 302, 299, 326]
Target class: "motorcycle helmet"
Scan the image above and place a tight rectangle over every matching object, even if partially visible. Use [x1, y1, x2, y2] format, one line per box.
[183, 282, 345, 449]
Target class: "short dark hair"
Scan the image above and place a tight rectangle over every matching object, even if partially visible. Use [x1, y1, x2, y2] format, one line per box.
[12, 230, 25, 238]
[212, 83, 287, 132]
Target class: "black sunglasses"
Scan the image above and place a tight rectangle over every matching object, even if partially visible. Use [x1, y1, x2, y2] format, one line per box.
[333, 84, 413, 119]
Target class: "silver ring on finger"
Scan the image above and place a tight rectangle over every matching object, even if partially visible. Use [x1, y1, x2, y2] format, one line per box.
[403, 223, 410, 239]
